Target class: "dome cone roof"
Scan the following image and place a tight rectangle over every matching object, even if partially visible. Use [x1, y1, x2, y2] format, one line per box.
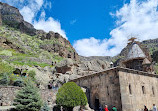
[125, 42, 146, 61]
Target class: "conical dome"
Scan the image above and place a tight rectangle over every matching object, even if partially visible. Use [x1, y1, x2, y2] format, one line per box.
[126, 43, 146, 61]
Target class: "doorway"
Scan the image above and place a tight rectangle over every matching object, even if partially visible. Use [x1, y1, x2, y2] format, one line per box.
[95, 98, 99, 111]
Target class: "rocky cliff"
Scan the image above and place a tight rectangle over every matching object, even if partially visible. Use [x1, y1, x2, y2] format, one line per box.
[0, 2, 36, 35]
[0, 2, 78, 61]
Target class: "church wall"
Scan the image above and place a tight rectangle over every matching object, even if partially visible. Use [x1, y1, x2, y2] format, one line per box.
[119, 69, 158, 111]
[73, 68, 122, 111]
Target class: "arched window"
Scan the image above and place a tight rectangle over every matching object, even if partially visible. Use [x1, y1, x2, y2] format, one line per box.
[129, 84, 132, 94]
[142, 86, 145, 94]
[152, 86, 155, 96]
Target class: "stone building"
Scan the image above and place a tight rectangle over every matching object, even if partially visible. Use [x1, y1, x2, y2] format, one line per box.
[72, 39, 158, 111]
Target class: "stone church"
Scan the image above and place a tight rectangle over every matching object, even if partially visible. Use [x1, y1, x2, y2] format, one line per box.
[72, 38, 158, 111]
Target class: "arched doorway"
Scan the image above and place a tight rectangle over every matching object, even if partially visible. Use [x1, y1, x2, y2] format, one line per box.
[95, 98, 99, 111]
[94, 93, 100, 111]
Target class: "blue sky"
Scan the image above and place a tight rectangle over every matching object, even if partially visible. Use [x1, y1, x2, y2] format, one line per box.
[48, 0, 129, 42]
[1, 0, 158, 56]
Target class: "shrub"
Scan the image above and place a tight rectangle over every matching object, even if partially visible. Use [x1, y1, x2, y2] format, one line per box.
[13, 79, 43, 111]
[28, 70, 36, 80]
[56, 82, 87, 111]
[0, 61, 14, 74]
[41, 103, 51, 111]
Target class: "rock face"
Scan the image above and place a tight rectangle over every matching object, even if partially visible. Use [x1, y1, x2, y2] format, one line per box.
[0, 37, 24, 53]
[0, 2, 79, 61]
[50, 58, 110, 86]
[0, 2, 36, 35]
[79, 56, 112, 62]
[39, 31, 79, 60]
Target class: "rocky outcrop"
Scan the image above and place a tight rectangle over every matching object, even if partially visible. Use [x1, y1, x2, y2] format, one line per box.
[0, 2, 35, 35]
[79, 56, 112, 62]
[18, 21, 36, 36]
[39, 31, 79, 60]
[142, 38, 158, 44]
[50, 58, 110, 87]
[0, 37, 24, 53]
[0, 2, 79, 60]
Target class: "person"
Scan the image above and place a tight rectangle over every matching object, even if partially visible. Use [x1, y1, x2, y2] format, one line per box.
[104, 105, 109, 111]
[99, 106, 103, 111]
[144, 105, 148, 111]
[79, 107, 84, 111]
[153, 104, 157, 111]
[112, 106, 117, 111]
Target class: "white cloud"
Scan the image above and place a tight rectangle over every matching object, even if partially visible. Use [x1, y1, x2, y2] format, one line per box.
[73, 0, 158, 57]
[20, 6, 35, 23]
[0, 0, 67, 39]
[33, 11, 67, 39]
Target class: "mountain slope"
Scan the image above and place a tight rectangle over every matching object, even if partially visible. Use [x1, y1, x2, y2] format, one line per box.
[0, 2, 79, 65]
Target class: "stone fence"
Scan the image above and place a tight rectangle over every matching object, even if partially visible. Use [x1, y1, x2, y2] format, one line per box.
[0, 86, 56, 106]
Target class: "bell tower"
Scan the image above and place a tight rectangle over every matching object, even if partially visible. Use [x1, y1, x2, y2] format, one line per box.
[123, 38, 153, 73]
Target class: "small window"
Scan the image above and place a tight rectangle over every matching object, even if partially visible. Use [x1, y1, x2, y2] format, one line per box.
[102, 65, 105, 69]
[129, 84, 132, 94]
[152, 86, 155, 96]
[107, 86, 109, 96]
[142, 86, 145, 94]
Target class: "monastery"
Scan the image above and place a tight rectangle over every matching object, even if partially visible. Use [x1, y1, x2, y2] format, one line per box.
[72, 38, 158, 111]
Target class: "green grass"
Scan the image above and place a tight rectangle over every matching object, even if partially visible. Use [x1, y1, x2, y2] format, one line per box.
[0, 25, 65, 68]
[11, 60, 51, 68]
[0, 60, 14, 74]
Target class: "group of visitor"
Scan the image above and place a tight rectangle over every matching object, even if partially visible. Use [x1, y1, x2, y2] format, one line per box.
[98, 104, 157, 111]
[99, 105, 117, 111]
[144, 104, 157, 111]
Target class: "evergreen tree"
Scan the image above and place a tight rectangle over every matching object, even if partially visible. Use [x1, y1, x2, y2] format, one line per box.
[56, 82, 87, 111]
[41, 102, 51, 111]
[0, 74, 10, 85]
[13, 79, 43, 111]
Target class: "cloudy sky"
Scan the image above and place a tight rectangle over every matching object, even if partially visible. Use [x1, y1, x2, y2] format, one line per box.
[1, 0, 158, 57]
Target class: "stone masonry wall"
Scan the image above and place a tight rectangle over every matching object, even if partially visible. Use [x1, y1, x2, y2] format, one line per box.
[0, 86, 55, 106]
[73, 68, 122, 111]
[118, 68, 158, 111]
[0, 86, 20, 106]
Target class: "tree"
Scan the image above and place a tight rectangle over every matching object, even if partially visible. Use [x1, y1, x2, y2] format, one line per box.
[0, 74, 10, 85]
[13, 77, 24, 87]
[41, 102, 51, 111]
[56, 82, 87, 111]
[13, 79, 43, 111]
